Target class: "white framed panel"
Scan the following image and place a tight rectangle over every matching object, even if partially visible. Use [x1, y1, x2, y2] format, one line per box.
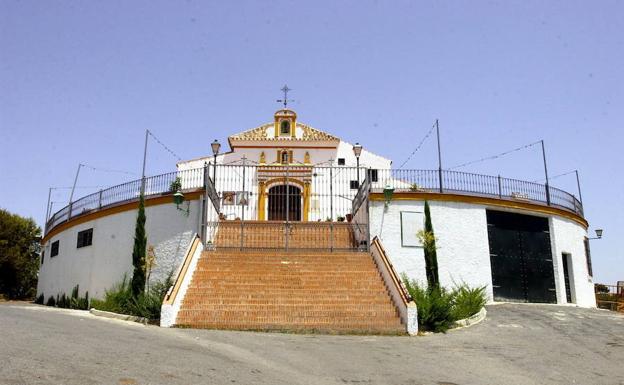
[400, 211, 424, 247]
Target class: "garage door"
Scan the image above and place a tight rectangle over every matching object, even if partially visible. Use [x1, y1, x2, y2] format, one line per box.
[486, 210, 556, 303]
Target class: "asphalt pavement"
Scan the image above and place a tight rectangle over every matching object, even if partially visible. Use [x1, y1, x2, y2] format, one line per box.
[1, 301, 623, 385]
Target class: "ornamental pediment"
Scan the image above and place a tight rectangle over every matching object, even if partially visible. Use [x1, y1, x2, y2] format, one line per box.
[229, 122, 340, 142]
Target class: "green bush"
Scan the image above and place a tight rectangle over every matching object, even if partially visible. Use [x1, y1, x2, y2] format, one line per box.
[46, 296, 56, 306]
[91, 274, 172, 321]
[402, 274, 487, 333]
[452, 285, 487, 321]
[34, 293, 44, 304]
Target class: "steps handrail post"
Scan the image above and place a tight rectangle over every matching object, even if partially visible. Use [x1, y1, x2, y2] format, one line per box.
[285, 164, 289, 251]
[240, 158, 247, 251]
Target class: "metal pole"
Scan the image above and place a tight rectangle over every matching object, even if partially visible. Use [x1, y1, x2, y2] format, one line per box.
[68, 163, 83, 218]
[541, 140, 551, 205]
[213, 156, 217, 187]
[140, 129, 149, 196]
[329, 159, 334, 220]
[436, 119, 443, 193]
[356, 156, 360, 186]
[575, 170, 583, 206]
[240, 157, 246, 251]
[497, 175, 502, 199]
[285, 163, 290, 251]
[45, 187, 52, 223]
[202, 162, 209, 243]
[329, 159, 334, 252]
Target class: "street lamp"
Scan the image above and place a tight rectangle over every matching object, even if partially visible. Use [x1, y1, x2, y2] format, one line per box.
[211, 139, 221, 182]
[588, 229, 603, 240]
[352, 142, 363, 186]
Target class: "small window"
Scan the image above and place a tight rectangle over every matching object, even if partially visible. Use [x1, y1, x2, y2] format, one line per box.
[280, 120, 290, 135]
[584, 237, 593, 277]
[41, 251, 45, 265]
[51, 240, 59, 258]
[337, 158, 346, 166]
[369, 169, 379, 182]
[350, 180, 359, 190]
[77, 228, 93, 248]
[281, 151, 289, 164]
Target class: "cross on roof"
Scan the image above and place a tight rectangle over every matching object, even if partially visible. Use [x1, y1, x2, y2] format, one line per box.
[276, 85, 294, 108]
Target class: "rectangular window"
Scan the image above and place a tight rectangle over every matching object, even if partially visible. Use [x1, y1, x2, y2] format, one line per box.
[77, 228, 93, 248]
[337, 158, 345, 166]
[41, 251, 45, 265]
[51, 240, 59, 258]
[369, 169, 379, 182]
[350, 180, 359, 190]
[584, 237, 593, 277]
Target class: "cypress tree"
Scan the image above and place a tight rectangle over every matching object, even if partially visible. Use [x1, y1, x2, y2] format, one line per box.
[131, 194, 147, 297]
[423, 201, 440, 289]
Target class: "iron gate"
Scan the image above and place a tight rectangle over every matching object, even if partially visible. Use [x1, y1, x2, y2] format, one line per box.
[487, 210, 557, 303]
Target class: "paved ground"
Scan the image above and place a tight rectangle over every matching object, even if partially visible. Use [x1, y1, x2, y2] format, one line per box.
[0, 302, 623, 385]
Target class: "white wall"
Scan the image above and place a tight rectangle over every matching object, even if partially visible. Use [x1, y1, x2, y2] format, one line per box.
[370, 198, 594, 306]
[37, 199, 201, 300]
[550, 216, 596, 307]
[370, 200, 493, 300]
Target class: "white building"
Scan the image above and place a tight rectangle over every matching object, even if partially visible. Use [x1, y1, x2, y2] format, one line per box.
[38, 107, 596, 316]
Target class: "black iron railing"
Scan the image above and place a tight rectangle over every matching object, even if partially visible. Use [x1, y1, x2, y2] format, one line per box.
[45, 166, 584, 236]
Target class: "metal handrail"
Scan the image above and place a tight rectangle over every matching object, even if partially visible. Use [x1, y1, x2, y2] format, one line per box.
[45, 167, 584, 236]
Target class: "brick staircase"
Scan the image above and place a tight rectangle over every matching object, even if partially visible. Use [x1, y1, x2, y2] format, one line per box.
[175, 224, 404, 333]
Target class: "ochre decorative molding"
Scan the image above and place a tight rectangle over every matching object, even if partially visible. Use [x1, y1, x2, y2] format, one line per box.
[299, 123, 339, 141]
[42, 191, 203, 243]
[369, 192, 588, 228]
[229, 124, 271, 140]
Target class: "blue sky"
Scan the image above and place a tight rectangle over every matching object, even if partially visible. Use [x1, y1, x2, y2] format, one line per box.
[1, 1, 622, 283]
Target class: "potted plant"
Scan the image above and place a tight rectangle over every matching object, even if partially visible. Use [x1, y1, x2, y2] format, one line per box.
[337, 216, 345, 222]
[169, 177, 182, 193]
[345, 213, 353, 222]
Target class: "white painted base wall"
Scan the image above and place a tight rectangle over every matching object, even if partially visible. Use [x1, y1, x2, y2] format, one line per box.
[370, 199, 596, 307]
[37, 200, 201, 301]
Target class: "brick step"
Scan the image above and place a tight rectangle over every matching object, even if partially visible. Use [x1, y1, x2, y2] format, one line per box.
[175, 318, 404, 328]
[177, 314, 402, 324]
[180, 298, 394, 305]
[177, 307, 398, 315]
[174, 323, 404, 335]
[182, 292, 393, 300]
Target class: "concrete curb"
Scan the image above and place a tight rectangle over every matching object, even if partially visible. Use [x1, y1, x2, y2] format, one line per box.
[453, 307, 487, 329]
[89, 308, 149, 324]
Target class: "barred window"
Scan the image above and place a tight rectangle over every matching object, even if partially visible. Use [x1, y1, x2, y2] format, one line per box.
[350, 180, 359, 190]
[77, 228, 93, 248]
[337, 158, 345, 166]
[584, 237, 593, 277]
[51, 241, 59, 258]
[369, 169, 379, 182]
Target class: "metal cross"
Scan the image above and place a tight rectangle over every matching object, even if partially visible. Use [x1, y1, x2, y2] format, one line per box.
[277, 85, 294, 108]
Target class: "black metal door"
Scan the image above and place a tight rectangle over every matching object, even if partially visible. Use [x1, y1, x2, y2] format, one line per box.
[268, 185, 301, 221]
[487, 210, 556, 303]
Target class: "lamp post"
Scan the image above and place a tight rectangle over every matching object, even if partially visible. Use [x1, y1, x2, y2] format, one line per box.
[588, 229, 603, 240]
[211, 139, 221, 183]
[352, 142, 363, 186]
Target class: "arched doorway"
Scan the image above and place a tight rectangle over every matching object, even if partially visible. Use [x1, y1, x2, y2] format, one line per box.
[268, 185, 301, 221]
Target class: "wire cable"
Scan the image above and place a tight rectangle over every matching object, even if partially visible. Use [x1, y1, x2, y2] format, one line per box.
[397, 121, 437, 169]
[147, 130, 182, 161]
[533, 170, 576, 183]
[81, 164, 138, 176]
[447, 140, 542, 170]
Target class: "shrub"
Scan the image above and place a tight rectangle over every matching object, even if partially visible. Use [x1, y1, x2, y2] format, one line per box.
[34, 293, 44, 304]
[91, 274, 172, 321]
[46, 296, 56, 307]
[452, 285, 487, 321]
[403, 275, 456, 333]
[402, 275, 487, 333]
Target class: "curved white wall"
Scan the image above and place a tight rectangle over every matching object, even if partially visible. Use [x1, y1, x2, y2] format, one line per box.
[37, 199, 201, 300]
[369, 198, 596, 307]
